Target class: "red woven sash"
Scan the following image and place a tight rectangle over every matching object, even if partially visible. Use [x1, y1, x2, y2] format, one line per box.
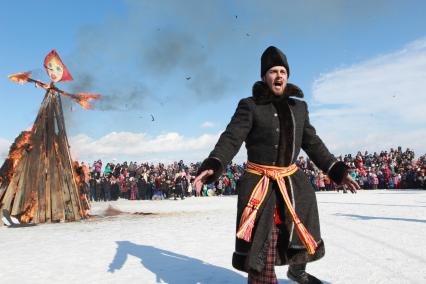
[236, 162, 318, 255]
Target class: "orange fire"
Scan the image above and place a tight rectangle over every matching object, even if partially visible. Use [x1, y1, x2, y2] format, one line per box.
[72, 160, 82, 185]
[0, 131, 35, 222]
[72, 160, 91, 217]
[20, 191, 37, 223]
[73, 93, 101, 110]
[8, 72, 32, 84]
[9, 72, 101, 110]
[8, 131, 33, 173]
[0, 131, 32, 184]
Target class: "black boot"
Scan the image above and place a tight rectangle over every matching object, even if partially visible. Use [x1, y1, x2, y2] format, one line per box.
[287, 263, 322, 284]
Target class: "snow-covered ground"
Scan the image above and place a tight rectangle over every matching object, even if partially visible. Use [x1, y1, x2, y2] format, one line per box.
[1, 190, 425, 284]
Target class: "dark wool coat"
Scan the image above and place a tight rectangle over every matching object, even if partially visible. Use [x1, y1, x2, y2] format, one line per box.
[198, 81, 348, 273]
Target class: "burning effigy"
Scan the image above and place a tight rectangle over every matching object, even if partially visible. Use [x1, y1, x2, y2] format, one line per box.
[0, 50, 100, 226]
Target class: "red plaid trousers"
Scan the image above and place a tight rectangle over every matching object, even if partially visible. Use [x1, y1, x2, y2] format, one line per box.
[247, 225, 280, 284]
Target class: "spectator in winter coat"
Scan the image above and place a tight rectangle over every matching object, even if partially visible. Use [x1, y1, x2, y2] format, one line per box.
[110, 177, 120, 201]
[103, 176, 112, 201]
[104, 163, 112, 176]
[95, 178, 103, 201]
[174, 171, 186, 200]
[130, 177, 138, 200]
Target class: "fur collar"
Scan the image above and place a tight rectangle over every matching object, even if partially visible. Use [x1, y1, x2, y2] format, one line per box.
[252, 81, 304, 105]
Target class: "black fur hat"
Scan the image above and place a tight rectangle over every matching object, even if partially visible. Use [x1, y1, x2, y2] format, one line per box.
[261, 46, 290, 78]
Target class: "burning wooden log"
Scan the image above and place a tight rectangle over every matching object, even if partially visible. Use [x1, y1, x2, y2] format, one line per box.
[0, 49, 101, 225]
[8, 72, 100, 110]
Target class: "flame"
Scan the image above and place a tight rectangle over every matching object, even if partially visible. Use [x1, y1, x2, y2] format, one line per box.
[0, 131, 32, 185]
[8, 73, 101, 110]
[72, 160, 91, 217]
[8, 72, 31, 84]
[73, 93, 101, 110]
[9, 131, 32, 172]
[20, 191, 37, 223]
[73, 160, 82, 185]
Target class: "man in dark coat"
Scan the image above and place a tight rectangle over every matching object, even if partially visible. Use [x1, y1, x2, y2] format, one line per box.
[194, 46, 358, 284]
[174, 171, 186, 200]
[102, 175, 112, 201]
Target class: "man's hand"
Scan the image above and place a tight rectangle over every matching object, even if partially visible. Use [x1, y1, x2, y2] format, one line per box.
[193, 169, 214, 194]
[340, 173, 359, 193]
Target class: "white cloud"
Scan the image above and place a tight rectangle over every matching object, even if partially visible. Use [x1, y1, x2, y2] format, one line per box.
[69, 131, 248, 164]
[311, 37, 426, 156]
[0, 131, 248, 166]
[201, 121, 215, 128]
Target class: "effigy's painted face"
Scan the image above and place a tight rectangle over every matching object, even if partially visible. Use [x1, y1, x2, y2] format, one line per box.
[263, 66, 288, 96]
[45, 57, 64, 82]
[43, 50, 73, 82]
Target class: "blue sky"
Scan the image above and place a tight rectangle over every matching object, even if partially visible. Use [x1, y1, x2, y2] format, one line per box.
[1, 0, 426, 163]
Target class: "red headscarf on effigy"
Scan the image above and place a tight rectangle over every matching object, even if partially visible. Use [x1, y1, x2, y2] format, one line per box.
[43, 49, 73, 82]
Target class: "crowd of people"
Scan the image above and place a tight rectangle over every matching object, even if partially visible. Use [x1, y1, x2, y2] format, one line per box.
[299, 147, 426, 192]
[74, 159, 245, 202]
[73, 146, 426, 202]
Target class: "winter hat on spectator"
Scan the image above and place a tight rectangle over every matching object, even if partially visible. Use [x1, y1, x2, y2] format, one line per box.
[261, 46, 290, 77]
